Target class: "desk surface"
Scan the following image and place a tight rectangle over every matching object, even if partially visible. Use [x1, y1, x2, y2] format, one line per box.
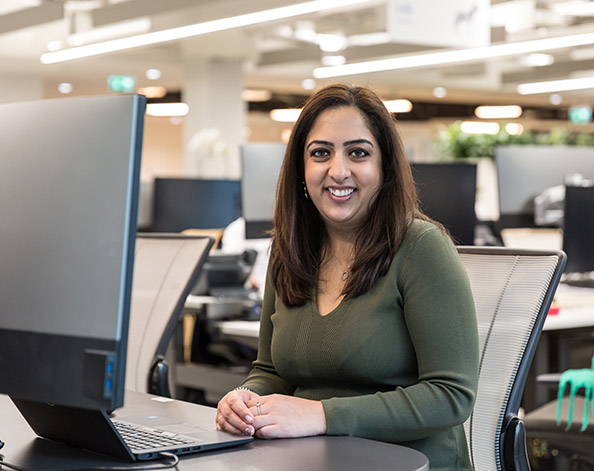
[544, 283, 594, 331]
[0, 393, 429, 471]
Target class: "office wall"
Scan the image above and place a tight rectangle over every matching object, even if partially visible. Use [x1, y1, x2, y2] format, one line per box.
[141, 115, 185, 180]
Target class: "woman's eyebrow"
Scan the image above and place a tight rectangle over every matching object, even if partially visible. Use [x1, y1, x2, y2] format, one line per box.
[344, 139, 374, 147]
[306, 140, 334, 150]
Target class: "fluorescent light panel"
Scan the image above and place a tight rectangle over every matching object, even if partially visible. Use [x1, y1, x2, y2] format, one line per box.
[517, 76, 594, 94]
[313, 31, 594, 78]
[460, 121, 500, 135]
[475, 105, 522, 119]
[146, 103, 189, 117]
[41, 0, 372, 64]
[383, 99, 412, 113]
[270, 109, 302, 122]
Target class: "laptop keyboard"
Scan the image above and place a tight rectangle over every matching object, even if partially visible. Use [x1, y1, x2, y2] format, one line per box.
[113, 420, 196, 451]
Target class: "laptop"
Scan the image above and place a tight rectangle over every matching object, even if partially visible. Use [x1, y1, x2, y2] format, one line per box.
[10, 234, 252, 461]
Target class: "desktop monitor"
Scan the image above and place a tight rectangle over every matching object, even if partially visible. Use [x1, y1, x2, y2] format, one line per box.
[0, 94, 145, 412]
[151, 178, 241, 232]
[240, 142, 286, 239]
[411, 162, 477, 245]
[562, 185, 594, 274]
[496, 145, 594, 228]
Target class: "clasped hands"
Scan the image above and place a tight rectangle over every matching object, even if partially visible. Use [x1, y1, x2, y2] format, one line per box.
[216, 389, 327, 439]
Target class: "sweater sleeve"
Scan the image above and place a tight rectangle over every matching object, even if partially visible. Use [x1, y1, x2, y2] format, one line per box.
[321, 227, 479, 443]
[239, 264, 295, 396]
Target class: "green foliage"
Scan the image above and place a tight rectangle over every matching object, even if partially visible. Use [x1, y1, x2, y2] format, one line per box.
[436, 121, 594, 160]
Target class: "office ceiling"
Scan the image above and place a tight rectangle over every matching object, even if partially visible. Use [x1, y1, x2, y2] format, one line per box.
[3, 0, 594, 108]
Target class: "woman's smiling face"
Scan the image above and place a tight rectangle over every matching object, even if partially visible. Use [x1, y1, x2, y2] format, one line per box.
[303, 106, 383, 235]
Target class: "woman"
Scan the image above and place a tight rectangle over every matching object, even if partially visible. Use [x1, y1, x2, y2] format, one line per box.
[216, 84, 479, 470]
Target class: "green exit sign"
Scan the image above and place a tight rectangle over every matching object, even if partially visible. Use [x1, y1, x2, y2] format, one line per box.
[568, 106, 592, 124]
[107, 75, 136, 93]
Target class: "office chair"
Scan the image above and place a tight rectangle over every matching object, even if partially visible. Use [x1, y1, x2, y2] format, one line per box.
[458, 246, 566, 471]
[125, 234, 213, 396]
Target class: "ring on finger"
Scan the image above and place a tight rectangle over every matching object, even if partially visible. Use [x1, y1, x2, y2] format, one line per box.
[256, 401, 262, 416]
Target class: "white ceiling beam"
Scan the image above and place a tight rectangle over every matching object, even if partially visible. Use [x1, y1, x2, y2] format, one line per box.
[0, 3, 63, 35]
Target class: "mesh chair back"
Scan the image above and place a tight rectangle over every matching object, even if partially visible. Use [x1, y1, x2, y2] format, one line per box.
[458, 247, 565, 471]
[125, 234, 212, 393]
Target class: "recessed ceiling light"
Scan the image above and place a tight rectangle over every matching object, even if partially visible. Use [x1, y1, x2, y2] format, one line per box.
[505, 123, 524, 135]
[316, 33, 347, 52]
[145, 68, 162, 80]
[432, 87, 447, 99]
[301, 79, 316, 90]
[549, 93, 563, 105]
[321, 55, 346, 66]
[517, 53, 554, 67]
[46, 40, 63, 52]
[57, 82, 73, 94]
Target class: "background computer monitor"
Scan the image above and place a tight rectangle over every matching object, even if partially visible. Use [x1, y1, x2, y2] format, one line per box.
[563, 185, 594, 273]
[411, 162, 477, 245]
[0, 94, 145, 411]
[240, 142, 286, 239]
[496, 145, 594, 228]
[151, 178, 241, 232]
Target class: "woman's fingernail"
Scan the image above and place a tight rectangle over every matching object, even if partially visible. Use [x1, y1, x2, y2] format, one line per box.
[245, 415, 253, 424]
[244, 427, 253, 436]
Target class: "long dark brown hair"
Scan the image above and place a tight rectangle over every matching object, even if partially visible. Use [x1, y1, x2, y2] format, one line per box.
[271, 83, 431, 307]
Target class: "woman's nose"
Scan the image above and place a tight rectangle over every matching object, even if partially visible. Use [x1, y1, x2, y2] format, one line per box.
[328, 154, 350, 181]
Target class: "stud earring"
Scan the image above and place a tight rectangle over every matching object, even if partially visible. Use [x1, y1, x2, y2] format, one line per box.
[302, 181, 309, 199]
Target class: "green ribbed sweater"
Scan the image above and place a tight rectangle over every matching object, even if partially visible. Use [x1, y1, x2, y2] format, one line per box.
[241, 220, 479, 470]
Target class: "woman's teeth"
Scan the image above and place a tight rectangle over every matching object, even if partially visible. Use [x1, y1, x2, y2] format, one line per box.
[328, 188, 354, 197]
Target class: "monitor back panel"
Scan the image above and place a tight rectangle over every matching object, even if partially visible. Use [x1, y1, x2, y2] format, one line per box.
[496, 145, 594, 228]
[152, 178, 241, 232]
[240, 143, 286, 239]
[0, 95, 144, 411]
[563, 185, 594, 273]
[411, 162, 477, 245]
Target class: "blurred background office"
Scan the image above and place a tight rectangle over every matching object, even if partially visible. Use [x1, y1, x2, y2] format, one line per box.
[3, 2, 594, 468]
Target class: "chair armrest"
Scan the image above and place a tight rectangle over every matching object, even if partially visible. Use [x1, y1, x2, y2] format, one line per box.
[503, 415, 531, 471]
[149, 356, 172, 398]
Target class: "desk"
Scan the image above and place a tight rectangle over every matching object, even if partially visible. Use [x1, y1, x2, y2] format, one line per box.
[0, 393, 429, 471]
[524, 283, 594, 411]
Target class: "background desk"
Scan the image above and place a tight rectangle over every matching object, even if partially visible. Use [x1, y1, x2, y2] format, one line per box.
[523, 283, 594, 412]
[0, 393, 429, 471]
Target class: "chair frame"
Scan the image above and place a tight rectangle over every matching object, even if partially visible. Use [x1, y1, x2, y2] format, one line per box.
[457, 246, 566, 471]
[132, 233, 214, 396]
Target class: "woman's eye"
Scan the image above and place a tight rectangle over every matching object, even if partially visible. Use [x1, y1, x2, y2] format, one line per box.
[311, 148, 330, 159]
[351, 148, 369, 158]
